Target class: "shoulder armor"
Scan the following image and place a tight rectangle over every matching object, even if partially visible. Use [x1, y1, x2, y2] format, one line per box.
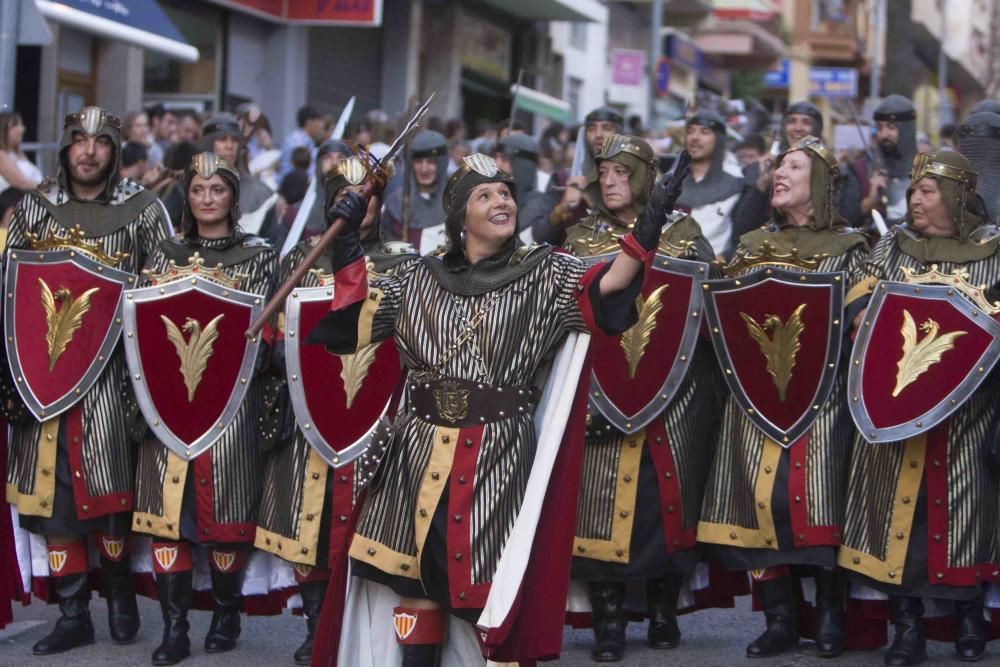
[969, 225, 1000, 245]
[510, 243, 545, 266]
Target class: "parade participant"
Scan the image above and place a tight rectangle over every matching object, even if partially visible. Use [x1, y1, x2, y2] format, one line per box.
[201, 114, 280, 240]
[131, 153, 278, 665]
[256, 153, 414, 665]
[676, 110, 747, 259]
[839, 151, 1000, 665]
[698, 137, 869, 659]
[565, 135, 722, 661]
[307, 152, 676, 666]
[780, 101, 824, 151]
[849, 95, 919, 228]
[957, 111, 1000, 223]
[280, 137, 351, 249]
[493, 133, 550, 235]
[536, 106, 625, 246]
[4, 106, 171, 654]
[384, 129, 449, 252]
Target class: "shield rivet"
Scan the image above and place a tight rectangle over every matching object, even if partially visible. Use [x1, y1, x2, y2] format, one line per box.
[291, 375, 298, 381]
[134, 374, 140, 380]
[289, 330, 295, 337]
[254, 299, 261, 304]
[680, 355, 687, 361]
[915, 421, 922, 428]
[153, 420, 159, 426]
[304, 423, 311, 430]
[978, 367, 985, 373]
[690, 311, 699, 317]
[127, 295, 132, 300]
[725, 369, 732, 375]
[190, 279, 197, 285]
[713, 327, 719, 333]
[747, 408, 755, 414]
[98, 355, 104, 361]
[159, 289, 165, 294]
[828, 363, 834, 368]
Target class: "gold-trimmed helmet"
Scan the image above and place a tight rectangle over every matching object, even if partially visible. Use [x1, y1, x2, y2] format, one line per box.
[442, 154, 516, 215]
[58, 106, 124, 201]
[773, 135, 845, 230]
[908, 151, 983, 239]
[181, 152, 241, 234]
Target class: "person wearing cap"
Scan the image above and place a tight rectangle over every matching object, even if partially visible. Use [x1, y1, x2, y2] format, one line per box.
[3, 106, 171, 655]
[957, 111, 1000, 224]
[256, 152, 415, 665]
[840, 151, 1000, 665]
[384, 129, 450, 252]
[306, 151, 676, 665]
[847, 95, 919, 229]
[537, 107, 626, 246]
[202, 114, 280, 242]
[676, 110, 748, 259]
[129, 152, 277, 665]
[699, 137, 869, 660]
[564, 135, 728, 661]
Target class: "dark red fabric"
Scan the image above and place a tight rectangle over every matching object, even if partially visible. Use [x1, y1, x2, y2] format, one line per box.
[618, 232, 655, 263]
[95, 532, 128, 561]
[327, 257, 368, 311]
[646, 419, 696, 554]
[924, 421, 979, 586]
[151, 541, 193, 573]
[787, 434, 841, 547]
[293, 565, 331, 584]
[447, 425, 490, 608]
[750, 566, 789, 582]
[46, 539, 88, 576]
[66, 406, 132, 517]
[392, 606, 445, 644]
[575, 265, 604, 334]
[192, 454, 255, 543]
[479, 354, 591, 662]
[208, 549, 248, 573]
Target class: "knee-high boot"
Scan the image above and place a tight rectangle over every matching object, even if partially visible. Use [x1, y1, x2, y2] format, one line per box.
[646, 574, 682, 649]
[588, 581, 627, 662]
[746, 574, 799, 658]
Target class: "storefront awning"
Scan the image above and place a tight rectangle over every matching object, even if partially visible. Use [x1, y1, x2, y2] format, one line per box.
[511, 85, 571, 124]
[36, 0, 199, 63]
[479, 0, 605, 23]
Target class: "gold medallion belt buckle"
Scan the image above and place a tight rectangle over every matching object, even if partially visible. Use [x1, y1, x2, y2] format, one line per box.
[433, 380, 470, 423]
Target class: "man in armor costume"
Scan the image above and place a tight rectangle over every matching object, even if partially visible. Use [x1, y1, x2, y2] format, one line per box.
[281, 138, 352, 250]
[565, 135, 724, 661]
[780, 101, 824, 152]
[536, 106, 625, 246]
[492, 133, 552, 236]
[4, 106, 171, 655]
[201, 114, 280, 242]
[848, 95, 919, 229]
[839, 151, 1000, 665]
[255, 153, 415, 665]
[131, 153, 278, 665]
[306, 151, 678, 665]
[675, 110, 748, 259]
[698, 137, 869, 658]
[384, 129, 449, 251]
[957, 111, 1000, 224]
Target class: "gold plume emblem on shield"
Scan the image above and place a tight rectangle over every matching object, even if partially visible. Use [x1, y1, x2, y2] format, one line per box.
[162, 314, 225, 401]
[336, 341, 381, 409]
[39, 277, 101, 372]
[892, 310, 967, 397]
[740, 304, 807, 402]
[620, 285, 669, 379]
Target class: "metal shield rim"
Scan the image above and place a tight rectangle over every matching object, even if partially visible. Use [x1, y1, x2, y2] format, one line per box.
[704, 267, 845, 447]
[4, 249, 134, 421]
[848, 281, 1000, 444]
[588, 254, 710, 434]
[285, 285, 394, 468]
[122, 277, 262, 460]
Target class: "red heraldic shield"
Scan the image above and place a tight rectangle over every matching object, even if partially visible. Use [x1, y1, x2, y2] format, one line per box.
[285, 284, 403, 468]
[848, 281, 1000, 443]
[583, 252, 709, 433]
[4, 248, 134, 420]
[703, 267, 845, 447]
[122, 276, 262, 459]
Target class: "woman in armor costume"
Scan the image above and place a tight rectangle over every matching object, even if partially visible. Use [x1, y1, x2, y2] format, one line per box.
[698, 137, 869, 659]
[839, 151, 1000, 665]
[131, 153, 278, 665]
[307, 152, 684, 666]
[255, 153, 415, 665]
[564, 135, 726, 662]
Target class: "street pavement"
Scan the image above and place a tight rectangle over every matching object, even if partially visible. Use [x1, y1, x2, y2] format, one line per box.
[0, 594, 991, 666]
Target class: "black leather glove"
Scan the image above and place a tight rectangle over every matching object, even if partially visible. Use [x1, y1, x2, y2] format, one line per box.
[633, 150, 691, 251]
[327, 191, 367, 272]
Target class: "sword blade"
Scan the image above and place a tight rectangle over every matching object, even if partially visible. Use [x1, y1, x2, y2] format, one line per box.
[332, 96, 356, 140]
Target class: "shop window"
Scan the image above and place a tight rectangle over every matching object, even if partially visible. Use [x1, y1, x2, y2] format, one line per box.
[144, 1, 222, 110]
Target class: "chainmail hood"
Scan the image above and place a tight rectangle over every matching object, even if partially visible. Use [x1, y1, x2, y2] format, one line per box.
[781, 101, 823, 151]
[180, 152, 241, 236]
[58, 106, 123, 203]
[958, 111, 1000, 223]
[677, 110, 743, 209]
[385, 129, 448, 230]
[496, 133, 540, 195]
[874, 95, 918, 179]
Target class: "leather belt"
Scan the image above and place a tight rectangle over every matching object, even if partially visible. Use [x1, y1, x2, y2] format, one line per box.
[408, 378, 540, 428]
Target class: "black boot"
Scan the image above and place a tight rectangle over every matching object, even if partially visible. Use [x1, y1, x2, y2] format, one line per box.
[293, 579, 328, 665]
[954, 596, 986, 662]
[151, 570, 192, 666]
[204, 567, 243, 653]
[746, 575, 799, 658]
[101, 554, 140, 644]
[589, 581, 627, 662]
[884, 596, 926, 666]
[814, 568, 846, 658]
[646, 574, 682, 649]
[32, 572, 95, 655]
[401, 644, 442, 667]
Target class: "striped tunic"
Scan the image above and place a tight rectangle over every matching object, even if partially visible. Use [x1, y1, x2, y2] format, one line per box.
[838, 229, 1000, 593]
[566, 212, 724, 576]
[346, 250, 590, 608]
[255, 238, 412, 566]
[698, 234, 868, 569]
[5, 182, 169, 523]
[132, 233, 278, 543]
